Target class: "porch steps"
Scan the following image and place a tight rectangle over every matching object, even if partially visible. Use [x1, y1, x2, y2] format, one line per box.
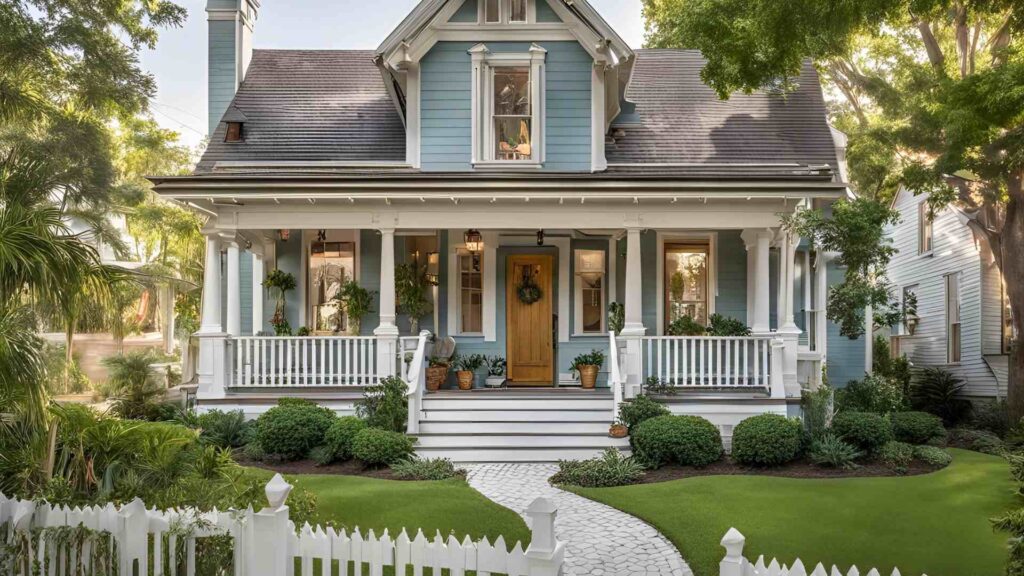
[413, 391, 628, 463]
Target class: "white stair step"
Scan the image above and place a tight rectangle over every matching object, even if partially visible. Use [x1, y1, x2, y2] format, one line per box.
[418, 421, 611, 434]
[414, 434, 631, 449]
[420, 409, 612, 422]
[415, 446, 630, 463]
[421, 397, 612, 410]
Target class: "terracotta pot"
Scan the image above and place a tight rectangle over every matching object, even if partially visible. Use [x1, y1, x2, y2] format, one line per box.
[425, 366, 448, 391]
[578, 364, 599, 389]
[456, 370, 474, 390]
[609, 424, 628, 438]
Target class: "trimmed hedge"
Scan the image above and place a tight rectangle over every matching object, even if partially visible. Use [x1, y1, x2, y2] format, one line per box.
[351, 428, 415, 466]
[914, 445, 953, 467]
[890, 411, 945, 444]
[630, 415, 723, 468]
[878, 441, 914, 473]
[319, 416, 368, 463]
[832, 411, 893, 451]
[619, 395, 670, 431]
[731, 414, 802, 467]
[255, 398, 336, 460]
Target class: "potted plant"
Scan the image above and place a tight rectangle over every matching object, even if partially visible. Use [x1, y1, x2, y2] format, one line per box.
[608, 302, 625, 335]
[335, 280, 376, 335]
[396, 263, 433, 334]
[570, 349, 605, 389]
[485, 356, 506, 388]
[609, 419, 628, 438]
[426, 356, 450, 391]
[263, 269, 297, 336]
[453, 354, 484, 390]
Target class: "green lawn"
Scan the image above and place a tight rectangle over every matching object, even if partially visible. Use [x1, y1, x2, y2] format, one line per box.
[249, 471, 531, 547]
[569, 449, 1017, 576]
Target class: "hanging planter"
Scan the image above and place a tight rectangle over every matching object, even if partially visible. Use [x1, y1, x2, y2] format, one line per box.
[517, 275, 542, 305]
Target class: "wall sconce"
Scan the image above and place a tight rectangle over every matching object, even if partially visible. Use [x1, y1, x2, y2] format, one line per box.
[426, 252, 440, 285]
[536, 229, 544, 246]
[277, 229, 290, 242]
[464, 229, 483, 252]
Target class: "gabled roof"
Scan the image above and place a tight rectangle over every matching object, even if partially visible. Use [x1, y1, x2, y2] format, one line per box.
[606, 50, 840, 171]
[197, 50, 406, 173]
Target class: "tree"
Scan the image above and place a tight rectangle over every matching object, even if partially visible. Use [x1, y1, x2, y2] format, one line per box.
[644, 0, 1024, 418]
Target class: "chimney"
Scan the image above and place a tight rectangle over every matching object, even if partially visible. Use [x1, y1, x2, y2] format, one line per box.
[207, 0, 259, 135]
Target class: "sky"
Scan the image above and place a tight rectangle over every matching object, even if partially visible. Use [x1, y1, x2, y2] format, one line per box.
[140, 0, 646, 147]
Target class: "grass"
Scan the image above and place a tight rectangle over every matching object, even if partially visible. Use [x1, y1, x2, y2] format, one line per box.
[247, 469, 531, 547]
[568, 449, 1017, 576]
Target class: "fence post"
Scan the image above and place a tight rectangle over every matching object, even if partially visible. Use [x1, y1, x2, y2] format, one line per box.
[117, 498, 150, 576]
[245, 474, 294, 576]
[525, 497, 564, 576]
[769, 338, 786, 399]
[719, 528, 746, 576]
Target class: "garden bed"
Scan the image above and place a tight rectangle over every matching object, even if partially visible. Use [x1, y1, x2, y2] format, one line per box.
[637, 456, 942, 483]
[237, 455, 468, 481]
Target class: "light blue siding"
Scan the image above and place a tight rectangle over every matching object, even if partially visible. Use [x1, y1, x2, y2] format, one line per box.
[240, 253, 253, 335]
[274, 233, 303, 334]
[536, 0, 561, 22]
[449, 0, 477, 22]
[208, 20, 237, 134]
[358, 230, 383, 336]
[420, 41, 592, 171]
[826, 261, 867, 387]
[717, 231, 748, 324]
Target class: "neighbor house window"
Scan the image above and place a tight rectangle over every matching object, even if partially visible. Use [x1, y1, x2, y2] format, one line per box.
[919, 202, 933, 254]
[484, 0, 500, 22]
[309, 242, 355, 333]
[458, 251, 483, 334]
[901, 285, 918, 336]
[470, 44, 545, 167]
[510, 0, 527, 22]
[1003, 281, 1015, 354]
[946, 273, 961, 363]
[574, 250, 606, 334]
[665, 243, 710, 326]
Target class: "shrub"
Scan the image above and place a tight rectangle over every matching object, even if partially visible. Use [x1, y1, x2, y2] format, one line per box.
[618, 395, 670, 431]
[872, 335, 911, 396]
[878, 441, 914, 474]
[630, 415, 722, 468]
[835, 374, 906, 414]
[355, 376, 408, 432]
[101, 350, 168, 420]
[910, 368, 971, 426]
[666, 315, 706, 336]
[948, 428, 1004, 454]
[810, 433, 862, 469]
[197, 410, 252, 448]
[890, 411, 945, 444]
[731, 414, 802, 467]
[351, 428, 415, 466]
[972, 399, 1010, 437]
[242, 439, 265, 461]
[254, 399, 336, 460]
[390, 457, 466, 480]
[320, 416, 368, 463]
[913, 445, 953, 468]
[706, 314, 751, 336]
[801, 385, 835, 443]
[551, 449, 646, 487]
[832, 411, 892, 451]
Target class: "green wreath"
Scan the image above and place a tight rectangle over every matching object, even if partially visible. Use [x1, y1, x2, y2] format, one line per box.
[517, 276, 543, 305]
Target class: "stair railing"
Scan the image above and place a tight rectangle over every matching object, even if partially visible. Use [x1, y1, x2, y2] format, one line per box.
[404, 330, 431, 434]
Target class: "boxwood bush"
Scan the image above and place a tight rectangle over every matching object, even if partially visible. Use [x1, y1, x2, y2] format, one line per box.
[618, 395, 670, 431]
[890, 411, 945, 444]
[731, 414, 802, 467]
[832, 411, 893, 451]
[351, 427, 415, 466]
[913, 445, 953, 467]
[254, 398, 336, 460]
[630, 415, 722, 468]
[878, 440, 914, 474]
[316, 416, 368, 464]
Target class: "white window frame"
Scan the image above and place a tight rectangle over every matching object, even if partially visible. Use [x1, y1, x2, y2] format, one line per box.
[945, 273, 961, 364]
[655, 232, 718, 336]
[469, 43, 546, 169]
[573, 249, 606, 336]
[918, 201, 934, 256]
[478, 0, 536, 24]
[455, 249, 485, 337]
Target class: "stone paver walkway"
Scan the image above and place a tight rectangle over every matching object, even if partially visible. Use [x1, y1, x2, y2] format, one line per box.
[465, 464, 691, 576]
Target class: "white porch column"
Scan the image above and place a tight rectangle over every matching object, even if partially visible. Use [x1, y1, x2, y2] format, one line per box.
[226, 241, 242, 336]
[621, 227, 645, 398]
[776, 231, 801, 394]
[814, 251, 833, 357]
[252, 252, 265, 335]
[741, 229, 772, 334]
[375, 228, 399, 378]
[197, 233, 228, 400]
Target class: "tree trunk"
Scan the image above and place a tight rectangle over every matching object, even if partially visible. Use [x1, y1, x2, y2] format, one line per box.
[1004, 174, 1024, 420]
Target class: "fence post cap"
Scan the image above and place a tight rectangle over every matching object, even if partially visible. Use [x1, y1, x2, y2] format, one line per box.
[720, 527, 745, 557]
[526, 497, 557, 514]
[265, 473, 293, 509]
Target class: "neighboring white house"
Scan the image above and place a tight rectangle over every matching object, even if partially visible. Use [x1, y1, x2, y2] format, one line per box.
[885, 186, 1013, 399]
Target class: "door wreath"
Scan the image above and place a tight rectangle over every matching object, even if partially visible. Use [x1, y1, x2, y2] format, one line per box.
[516, 269, 543, 305]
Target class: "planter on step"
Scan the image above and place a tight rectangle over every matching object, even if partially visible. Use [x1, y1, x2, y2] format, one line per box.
[456, 370, 474, 390]
[609, 423, 628, 438]
[425, 366, 448, 391]
[577, 365, 599, 389]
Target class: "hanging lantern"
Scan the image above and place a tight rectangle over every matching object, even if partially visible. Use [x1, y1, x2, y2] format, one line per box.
[536, 229, 545, 246]
[464, 229, 483, 252]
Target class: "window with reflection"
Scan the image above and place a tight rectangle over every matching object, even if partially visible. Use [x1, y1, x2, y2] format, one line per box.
[493, 67, 532, 161]
[459, 251, 483, 334]
[510, 0, 527, 22]
[665, 243, 709, 326]
[310, 242, 355, 333]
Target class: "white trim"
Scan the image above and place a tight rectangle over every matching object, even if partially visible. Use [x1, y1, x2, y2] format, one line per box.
[573, 248, 607, 335]
[447, 230, 497, 340]
[608, 237, 618, 306]
[483, 231, 498, 341]
[405, 64, 421, 169]
[656, 231, 718, 336]
[211, 161, 411, 169]
[591, 64, 606, 172]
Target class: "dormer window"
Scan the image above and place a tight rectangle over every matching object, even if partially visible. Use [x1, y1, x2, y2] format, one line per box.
[470, 43, 546, 168]
[222, 105, 248, 143]
[481, 0, 531, 24]
[485, 0, 500, 22]
[510, 0, 527, 23]
[225, 121, 244, 142]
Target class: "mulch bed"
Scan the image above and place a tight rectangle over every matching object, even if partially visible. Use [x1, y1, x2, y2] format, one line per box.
[636, 457, 942, 483]
[237, 456, 403, 480]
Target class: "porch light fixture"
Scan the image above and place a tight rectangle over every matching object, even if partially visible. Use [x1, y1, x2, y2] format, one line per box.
[277, 229, 290, 242]
[464, 229, 483, 252]
[425, 252, 440, 285]
[536, 229, 544, 246]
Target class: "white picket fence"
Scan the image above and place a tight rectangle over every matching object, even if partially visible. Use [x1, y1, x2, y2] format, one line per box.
[719, 528, 924, 576]
[0, 474, 565, 576]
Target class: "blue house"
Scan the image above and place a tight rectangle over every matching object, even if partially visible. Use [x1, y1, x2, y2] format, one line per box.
[152, 0, 865, 461]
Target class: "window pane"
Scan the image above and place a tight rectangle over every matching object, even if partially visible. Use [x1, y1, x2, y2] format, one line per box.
[485, 0, 500, 22]
[459, 252, 483, 333]
[510, 0, 527, 22]
[494, 117, 532, 160]
[665, 244, 709, 325]
[310, 241, 354, 333]
[494, 68, 531, 115]
[581, 273, 603, 333]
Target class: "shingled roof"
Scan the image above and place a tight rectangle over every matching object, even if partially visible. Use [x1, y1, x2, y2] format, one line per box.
[196, 48, 839, 176]
[197, 50, 406, 172]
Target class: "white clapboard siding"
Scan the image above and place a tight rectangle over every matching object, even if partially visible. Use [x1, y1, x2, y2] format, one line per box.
[719, 528, 924, 576]
[884, 186, 1001, 396]
[0, 474, 563, 576]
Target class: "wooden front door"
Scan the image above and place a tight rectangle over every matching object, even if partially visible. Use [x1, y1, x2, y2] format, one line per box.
[506, 254, 554, 385]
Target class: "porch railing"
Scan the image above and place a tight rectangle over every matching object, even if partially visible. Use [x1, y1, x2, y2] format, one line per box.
[232, 336, 380, 387]
[608, 332, 625, 422]
[642, 335, 774, 390]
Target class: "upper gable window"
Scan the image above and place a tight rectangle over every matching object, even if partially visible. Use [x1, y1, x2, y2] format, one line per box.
[480, 0, 531, 24]
[485, 0, 500, 23]
[493, 68, 532, 160]
[510, 0, 527, 23]
[470, 44, 546, 168]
